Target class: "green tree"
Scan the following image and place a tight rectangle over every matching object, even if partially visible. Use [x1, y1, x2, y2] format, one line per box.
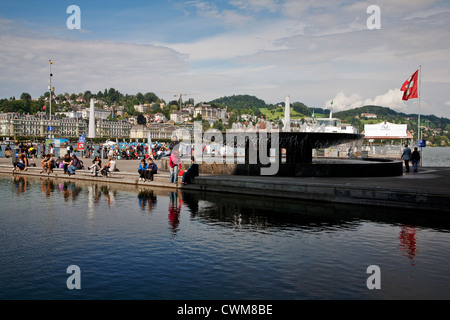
[20, 92, 32, 101]
[137, 113, 147, 125]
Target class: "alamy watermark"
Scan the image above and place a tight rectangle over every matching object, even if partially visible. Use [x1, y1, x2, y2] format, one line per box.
[66, 265, 81, 289]
[367, 5, 381, 30]
[366, 265, 381, 290]
[172, 121, 280, 176]
[66, 5, 81, 30]
[65, 5, 379, 31]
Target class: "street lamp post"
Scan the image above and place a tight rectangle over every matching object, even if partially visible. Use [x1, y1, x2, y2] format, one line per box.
[49, 59, 53, 138]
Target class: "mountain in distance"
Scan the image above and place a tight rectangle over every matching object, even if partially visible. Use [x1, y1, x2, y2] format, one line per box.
[208, 95, 449, 126]
[206, 95, 450, 143]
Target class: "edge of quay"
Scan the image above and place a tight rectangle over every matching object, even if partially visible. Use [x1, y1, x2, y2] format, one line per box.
[1, 158, 450, 213]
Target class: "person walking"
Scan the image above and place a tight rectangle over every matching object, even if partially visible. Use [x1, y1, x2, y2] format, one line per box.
[169, 150, 180, 183]
[411, 147, 421, 173]
[49, 144, 54, 157]
[401, 144, 412, 173]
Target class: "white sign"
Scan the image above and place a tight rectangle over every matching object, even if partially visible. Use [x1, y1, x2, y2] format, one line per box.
[364, 122, 408, 138]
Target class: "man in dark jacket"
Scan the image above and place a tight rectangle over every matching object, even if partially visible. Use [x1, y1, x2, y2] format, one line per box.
[411, 147, 421, 173]
[146, 158, 158, 181]
[401, 144, 412, 173]
[181, 157, 199, 184]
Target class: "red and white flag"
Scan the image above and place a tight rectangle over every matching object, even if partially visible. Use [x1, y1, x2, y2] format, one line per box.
[401, 70, 419, 101]
[42, 103, 47, 111]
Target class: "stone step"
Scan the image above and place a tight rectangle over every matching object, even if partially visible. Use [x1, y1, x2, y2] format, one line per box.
[1, 164, 183, 188]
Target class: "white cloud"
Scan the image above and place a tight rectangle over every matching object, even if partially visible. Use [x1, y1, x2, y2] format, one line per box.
[364, 89, 407, 112]
[229, 0, 281, 13]
[0, 32, 187, 98]
[0, 1, 449, 118]
[326, 89, 410, 114]
[326, 92, 364, 111]
[183, 0, 253, 27]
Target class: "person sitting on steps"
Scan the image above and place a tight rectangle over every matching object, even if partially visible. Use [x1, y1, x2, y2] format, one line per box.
[181, 156, 199, 185]
[145, 158, 158, 181]
[138, 159, 148, 181]
[89, 156, 102, 177]
[101, 156, 116, 177]
[40, 154, 55, 175]
[68, 154, 82, 176]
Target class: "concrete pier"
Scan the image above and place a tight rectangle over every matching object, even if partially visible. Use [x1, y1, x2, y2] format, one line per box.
[1, 157, 449, 213]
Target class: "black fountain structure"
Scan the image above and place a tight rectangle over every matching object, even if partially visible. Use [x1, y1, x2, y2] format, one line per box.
[218, 131, 403, 177]
[195, 114, 403, 177]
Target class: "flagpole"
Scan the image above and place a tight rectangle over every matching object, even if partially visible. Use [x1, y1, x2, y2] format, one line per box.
[418, 65, 422, 167]
[418, 65, 421, 142]
[49, 59, 52, 139]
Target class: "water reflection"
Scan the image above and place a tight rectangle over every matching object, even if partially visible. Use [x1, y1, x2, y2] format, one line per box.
[13, 176, 27, 195]
[99, 185, 116, 207]
[399, 226, 417, 266]
[2, 173, 450, 299]
[138, 189, 157, 212]
[179, 189, 450, 234]
[180, 189, 362, 233]
[41, 179, 55, 197]
[168, 192, 181, 234]
[5, 174, 450, 235]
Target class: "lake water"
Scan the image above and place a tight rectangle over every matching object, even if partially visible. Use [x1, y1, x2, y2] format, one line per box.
[2, 144, 449, 167]
[1, 174, 450, 300]
[421, 147, 450, 167]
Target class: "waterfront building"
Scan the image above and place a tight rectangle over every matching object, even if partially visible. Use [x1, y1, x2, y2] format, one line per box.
[147, 123, 177, 140]
[153, 113, 167, 123]
[361, 113, 378, 119]
[0, 112, 128, 139]
[194, 104, 227, 122]
[130, 125, 149, 140]
[81, 107, 111, 120]
[134, 104, 151, 113]
[170, 110, 191, 123]
[96, 119, 131, 139]
[59, 117, 88, 137]
[55, 111, 83, 119]
[0, 112, 86, 138]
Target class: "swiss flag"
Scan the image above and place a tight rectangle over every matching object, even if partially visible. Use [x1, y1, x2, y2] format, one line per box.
[401, 70, 419, 101]
[42, 103, 47, 110]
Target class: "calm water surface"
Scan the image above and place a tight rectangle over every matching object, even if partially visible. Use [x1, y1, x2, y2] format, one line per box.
[1, 174, 450, 300]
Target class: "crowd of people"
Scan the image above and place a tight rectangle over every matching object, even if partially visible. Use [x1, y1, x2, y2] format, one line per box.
[6, 137, 203, 184]
[95, 141, 175, 161]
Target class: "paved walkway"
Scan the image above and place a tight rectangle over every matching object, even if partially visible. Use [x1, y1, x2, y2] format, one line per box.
[1, 156, 449, 212]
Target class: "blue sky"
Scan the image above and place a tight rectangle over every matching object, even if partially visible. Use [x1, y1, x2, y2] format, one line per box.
[1, 0, 450, 117]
